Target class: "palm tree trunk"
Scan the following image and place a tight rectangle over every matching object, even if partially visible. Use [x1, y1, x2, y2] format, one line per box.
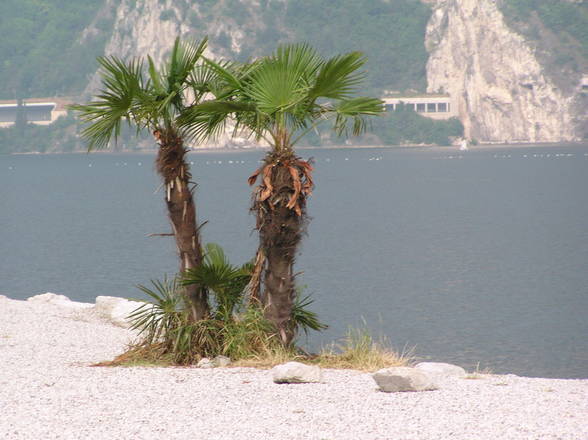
[251, 152, 312, 345]
[263, 218, 298, 345]
[156, 130, 209, 321]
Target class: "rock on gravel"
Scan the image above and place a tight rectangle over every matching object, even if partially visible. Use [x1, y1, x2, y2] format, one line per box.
[415, 362, 467, 379]
[272, 362, 323, 384]
[213, 355, 231, 367]
[373, 367, 438, 392]
[197, 357, 215, 369]
[27, 292, 94, 309]
[95, 295, 143, 328]
[1, 294, 587, 440]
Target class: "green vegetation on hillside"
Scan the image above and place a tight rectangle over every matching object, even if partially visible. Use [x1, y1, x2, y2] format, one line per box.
[286, 0, 432, 93]
[372, 107, 464, 146]
[0, 0, 112, 99]
[501, 0, 588, 90]
[0, 114, 77, 154]
[241, 0, 432, 94]
[502, 0, 588, 56]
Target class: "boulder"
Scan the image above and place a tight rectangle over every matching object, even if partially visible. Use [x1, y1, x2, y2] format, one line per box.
[213, 355, 231, 367]
[415, 362, 466, 379]
[95, 296, 143, 328]
[197, 358, 215, 369]
[272, 362, 322, 384]
[372, 367, 438, 392]
[27, 293, 93, 309]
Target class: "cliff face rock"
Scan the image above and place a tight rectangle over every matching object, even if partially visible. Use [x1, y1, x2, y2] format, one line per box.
[103, 0, 285, 62]
[425, 0, 579, 143]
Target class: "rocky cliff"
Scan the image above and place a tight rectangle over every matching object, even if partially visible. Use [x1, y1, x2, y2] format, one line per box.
[101, 0, 285, 63]
[424, 0, 581, 143]
[87, 0, 585, 146]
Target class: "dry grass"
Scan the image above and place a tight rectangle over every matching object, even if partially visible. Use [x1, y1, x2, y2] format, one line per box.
[230, 348, 302, 369]
[235, 326, 412, 372]
[94, 323, 411, 373]
[93, 343, 175, 368]
[310, 327, 412, 372]
[464, 362, 493, 379]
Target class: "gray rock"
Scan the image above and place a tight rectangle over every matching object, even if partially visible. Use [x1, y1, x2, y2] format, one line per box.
[27, 293, 93, 309]
[272, 362, 322, 384]
[95, 296, 143, 328]
[415, 362, 466, 378]
[197, 357, 215, 369]
[373, 367, 438, 392]
[213, 355, 231, 367]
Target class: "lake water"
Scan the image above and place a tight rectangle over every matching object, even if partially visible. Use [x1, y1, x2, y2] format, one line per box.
[1, 146, 587, 378]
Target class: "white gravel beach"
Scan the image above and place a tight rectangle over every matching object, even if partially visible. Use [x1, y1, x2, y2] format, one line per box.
[1, 294, 586, 440]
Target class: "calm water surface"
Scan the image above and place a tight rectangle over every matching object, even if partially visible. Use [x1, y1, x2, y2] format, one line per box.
[1, 146, 587, 378]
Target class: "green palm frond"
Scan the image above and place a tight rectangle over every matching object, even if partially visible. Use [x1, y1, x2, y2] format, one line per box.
[202, 56, 244, 90]
[70, 37, 210, 149]
[69, 56, 144, 150]
[309, 51, 366, 100]
[182, 243, 252, 320]
[291, 292, 328, 337]
[129, 277, 185, 343]
[179, 99, 257, 142]
[188, 59, 237, 101]
[178, 43, 382, 149]
[273, 43, 323, 80]
[332, 97, 384, 136]
[163, 37, 208, 104]
[147, 55, 165, 96]
[243, 44, 321, 116]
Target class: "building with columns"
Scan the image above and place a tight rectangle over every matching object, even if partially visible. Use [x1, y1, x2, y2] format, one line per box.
[382, 93, 457, 120]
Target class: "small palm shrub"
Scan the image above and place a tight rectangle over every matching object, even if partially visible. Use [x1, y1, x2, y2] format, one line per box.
[182, 243, 252, 322]
[123, 243, 326, 365]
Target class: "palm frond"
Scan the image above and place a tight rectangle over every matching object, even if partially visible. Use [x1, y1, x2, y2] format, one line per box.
[182, 243, 252, 321]
[291, 292, 328, 337]
[129, 277, 185, 343]
[309, 51, 366, 100]
[331, 97, 384, 136]
[147, 55, 165, 95]
[158, 37, 208, 116]
[178, 100, 256, 143]
[243, 45, 320, 116]
[69, 56, 144, 150]
[202, 56, 243, 90]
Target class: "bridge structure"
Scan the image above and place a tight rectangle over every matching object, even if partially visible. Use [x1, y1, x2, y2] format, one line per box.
[0, 98, 70, 128]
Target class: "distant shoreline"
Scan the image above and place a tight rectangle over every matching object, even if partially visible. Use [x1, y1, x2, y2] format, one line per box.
[8, 141, 588, 156]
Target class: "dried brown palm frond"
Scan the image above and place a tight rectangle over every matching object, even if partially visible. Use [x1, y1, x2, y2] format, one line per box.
[244, 246, 266, 303]
[248, 156, 314, 217]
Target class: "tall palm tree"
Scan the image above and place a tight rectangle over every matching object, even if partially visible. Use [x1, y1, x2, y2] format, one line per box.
[179, 44, 383, 343]
[71, 38, 216, 321]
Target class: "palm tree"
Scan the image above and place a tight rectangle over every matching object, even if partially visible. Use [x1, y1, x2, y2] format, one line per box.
[178, 44, 383, 343]
[71, 38, 216, 321]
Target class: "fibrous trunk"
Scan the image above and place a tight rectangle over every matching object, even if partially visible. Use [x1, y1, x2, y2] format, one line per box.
[155, 130, 209, 321]
[249, 151, 313, 344]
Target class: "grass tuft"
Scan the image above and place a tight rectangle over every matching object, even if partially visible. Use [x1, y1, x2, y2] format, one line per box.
[99, 322, 411, 372]
[311, 326, 412, 372]
[464, 362, 493, 379]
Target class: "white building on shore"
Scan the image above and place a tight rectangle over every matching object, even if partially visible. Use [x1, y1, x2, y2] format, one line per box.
[382, 93, 457, 120]
[0, 98, 70, 128]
